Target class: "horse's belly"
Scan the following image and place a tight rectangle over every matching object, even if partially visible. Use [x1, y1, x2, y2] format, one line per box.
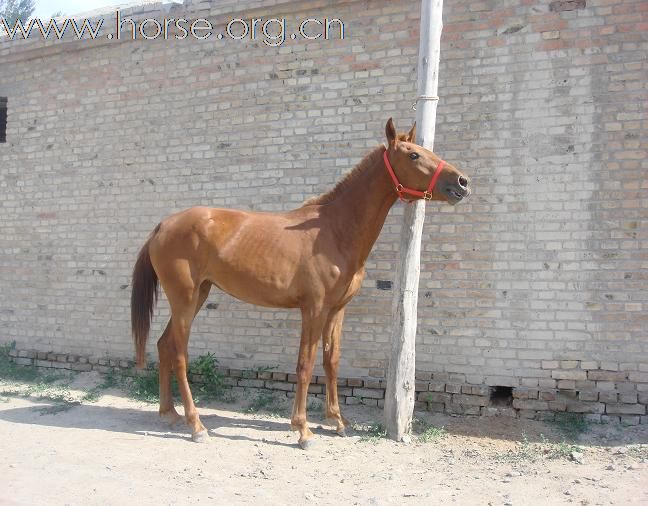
[206, 262, 301, 309]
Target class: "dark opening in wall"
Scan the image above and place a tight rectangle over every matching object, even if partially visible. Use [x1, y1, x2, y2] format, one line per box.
[0, 97, 7, 143]
[490, 386, 513, 406]
[376, 280, 392, 290]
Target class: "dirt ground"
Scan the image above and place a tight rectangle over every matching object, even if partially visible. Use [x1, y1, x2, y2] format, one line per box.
[1, 372, 647, 506]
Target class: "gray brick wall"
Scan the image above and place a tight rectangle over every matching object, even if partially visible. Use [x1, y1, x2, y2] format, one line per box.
[0, 0, 646, 421]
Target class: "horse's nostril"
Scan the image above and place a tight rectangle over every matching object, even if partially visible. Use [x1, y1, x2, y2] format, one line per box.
[458, 176, 468, 189]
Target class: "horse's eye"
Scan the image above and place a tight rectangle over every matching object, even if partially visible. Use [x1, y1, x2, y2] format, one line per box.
[409, 152, 419, 160]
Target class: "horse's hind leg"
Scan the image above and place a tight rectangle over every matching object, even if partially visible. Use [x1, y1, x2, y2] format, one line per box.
[158, 321, 182, 425]
[157, 281, 211, 427]
[322, 307, 349, 436]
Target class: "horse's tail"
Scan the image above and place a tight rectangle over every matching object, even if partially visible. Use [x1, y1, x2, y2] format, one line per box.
[130, 227, 159, 369]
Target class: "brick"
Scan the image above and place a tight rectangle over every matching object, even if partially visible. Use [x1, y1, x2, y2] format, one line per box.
[352, 388, 383, 400]
[415, 382, 429, 393]
[264, 381, 293, 392]
[513, 399, 549, 411]
[557, 380, 576, 390]
[428, 381, 445, 392]
[552, 370, 587, 381]
[513, 388, 539, 400]
[427, 402, 445, 413]
[588, 370, 628, 381]
[415, 371, 432, 381]
[452, 394, 489, 407]
[605, 404, 646, 415]
[619, 415, 641, 426]
[237, 379, 265, 389]
[446, 403, 480, 416]
[619, 393, 638, 404]
[597, 381, 616, 391]
[598, 392, 618, 404]
[71, 363, 92, 372]
[629, 372, 648, 383]
[481, 406, 517, 417]
[566, 401, 605, 414]
[427, 392, 451, 404]
[445, 384, 462, 394]
[578, 391, 598, 402]
[363, 379, 382, 389]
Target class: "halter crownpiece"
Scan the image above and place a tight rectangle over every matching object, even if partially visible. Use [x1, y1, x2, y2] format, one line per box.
[383, 149, 446, 202]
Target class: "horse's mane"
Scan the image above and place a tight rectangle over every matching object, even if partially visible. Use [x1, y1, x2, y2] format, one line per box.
[302, 144, 386, 206]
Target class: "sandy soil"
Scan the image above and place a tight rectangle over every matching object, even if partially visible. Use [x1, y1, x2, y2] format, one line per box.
[0, 372, 646, 506]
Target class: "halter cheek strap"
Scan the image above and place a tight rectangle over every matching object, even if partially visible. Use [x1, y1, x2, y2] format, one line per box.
[383, 150, 446, 202]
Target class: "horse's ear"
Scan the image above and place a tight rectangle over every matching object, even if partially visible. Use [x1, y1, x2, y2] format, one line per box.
[385, 118, 397, 144]
[406, 122, 416, 143]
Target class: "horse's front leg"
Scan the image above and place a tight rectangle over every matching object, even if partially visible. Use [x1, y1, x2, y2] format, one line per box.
[322, 307, 349, 436]
[290, 308, 325, 449]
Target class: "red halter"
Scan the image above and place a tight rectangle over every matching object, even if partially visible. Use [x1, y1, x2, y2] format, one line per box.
[383, 149, 446, 202]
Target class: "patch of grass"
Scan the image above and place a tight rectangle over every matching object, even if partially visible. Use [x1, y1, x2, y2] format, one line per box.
[244, 390, 286, 418]
[539, 434, 583, 460]
[189, 352, 228, 403]
[0, 342, 41, 383]
[553, 412, 589, 440]
[127, 368, 161, 403]
[353, 421, 387, 444]
[493, 434, 540, 464]
[493, 433, 585, 464]
[627, 445, 648, 460]
[548, 440, 582, 459]
[412, 418, 447, 443]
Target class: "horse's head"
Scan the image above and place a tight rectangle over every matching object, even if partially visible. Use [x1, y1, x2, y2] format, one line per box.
[384, 118, 471, 205]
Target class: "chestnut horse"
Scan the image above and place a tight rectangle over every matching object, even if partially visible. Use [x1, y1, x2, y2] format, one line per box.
[131, 118, 471, 448]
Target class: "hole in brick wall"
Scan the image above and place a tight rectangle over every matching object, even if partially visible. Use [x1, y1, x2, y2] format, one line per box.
[0, 97, 7, 143]
[376, 280, 392, 290]
[490, 386, 513, 407]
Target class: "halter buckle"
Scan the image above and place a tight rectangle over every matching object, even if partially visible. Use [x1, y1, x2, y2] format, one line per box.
[395, 184, 404, 193]
[423, 191, 433, 201]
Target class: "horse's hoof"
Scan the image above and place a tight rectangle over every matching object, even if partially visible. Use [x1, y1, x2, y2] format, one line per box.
[192, 430, 210, 443]
[299, 438, 316, 450]
[336, 428, 347, 438]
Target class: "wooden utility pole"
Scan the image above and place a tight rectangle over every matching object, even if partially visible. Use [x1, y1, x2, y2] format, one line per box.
[385, 0, 444, 441]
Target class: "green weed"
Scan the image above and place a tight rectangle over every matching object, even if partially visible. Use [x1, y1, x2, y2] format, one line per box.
[412, 418, 447, 443]
[353, 421, 387, 444]
[493, 434, 540, 463]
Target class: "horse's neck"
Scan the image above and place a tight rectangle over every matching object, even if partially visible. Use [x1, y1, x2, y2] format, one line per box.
[328, 148, 397, 268]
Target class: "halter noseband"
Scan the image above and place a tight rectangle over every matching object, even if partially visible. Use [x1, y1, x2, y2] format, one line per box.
[383, 149, 446, 203]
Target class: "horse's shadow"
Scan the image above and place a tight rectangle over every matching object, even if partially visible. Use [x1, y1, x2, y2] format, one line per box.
[0, 397, 327, 448]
